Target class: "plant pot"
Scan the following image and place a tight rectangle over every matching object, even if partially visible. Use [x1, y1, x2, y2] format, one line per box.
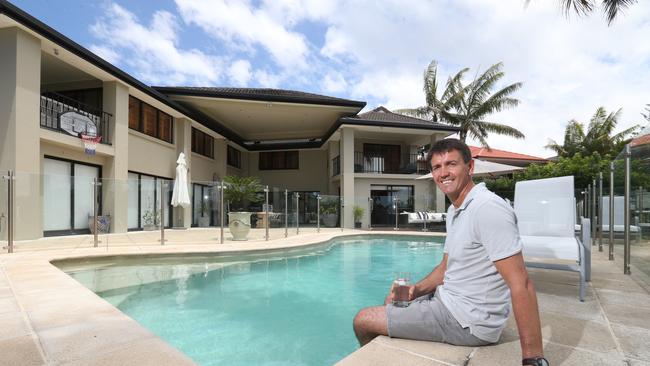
[143, 224, 158, 231]
[88, 215, 111, 234]
[228, 212, 252, 241]
[198, 215, 210, 227]
[354, 222, 362, 229]
[321, 213, 338, 227]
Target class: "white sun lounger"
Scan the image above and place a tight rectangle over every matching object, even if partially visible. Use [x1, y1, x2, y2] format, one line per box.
[602, 196, 642, 241]
[402, 212, 446, 224]
[514, 176, 591, 301]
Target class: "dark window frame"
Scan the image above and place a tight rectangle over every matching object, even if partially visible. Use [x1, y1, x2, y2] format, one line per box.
[128, 96, 174, 144]
[259, 151, 299, 170]
[227, 145, 241, 169]
[191, 128, 214, 159]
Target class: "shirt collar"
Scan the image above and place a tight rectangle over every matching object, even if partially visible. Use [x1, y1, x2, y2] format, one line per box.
[449, 183, 487, 215]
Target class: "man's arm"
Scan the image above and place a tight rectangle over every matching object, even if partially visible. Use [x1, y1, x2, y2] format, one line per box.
[493, 252, 544, 359]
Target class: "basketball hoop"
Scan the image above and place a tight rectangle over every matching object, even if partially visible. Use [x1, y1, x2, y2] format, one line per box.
[81, 135, 102, 156]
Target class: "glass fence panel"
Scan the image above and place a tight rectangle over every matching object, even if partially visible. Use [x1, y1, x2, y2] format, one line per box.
[630, 133, 650, 277]
[353, 195, 371, 229]
[318, 194, 340, 229]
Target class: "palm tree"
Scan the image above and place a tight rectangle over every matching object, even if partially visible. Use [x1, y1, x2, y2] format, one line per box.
[546, 106, 639, 157]
[398, 61, 525, 147]
[440, 62, 525, 146]
[527, 0, 638, 25]
[395, 60, 468, 123]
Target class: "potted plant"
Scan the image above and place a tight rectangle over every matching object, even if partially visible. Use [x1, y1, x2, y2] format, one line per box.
[198, 199, 210, 227]
[320, 197, 339, 227]
[223, 175, 263, 240]
[88, 214, 111, 234]
[353, 205, 365, 229]
[142, 209, 159, 231]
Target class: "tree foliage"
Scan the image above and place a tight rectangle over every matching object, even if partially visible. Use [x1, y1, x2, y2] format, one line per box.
[397, 60, 524, 148]
[546, 106, 639, 158]
[526, 0, 638, 25]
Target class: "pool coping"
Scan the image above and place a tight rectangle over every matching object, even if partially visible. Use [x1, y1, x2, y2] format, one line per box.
[0, 229, 445, 365]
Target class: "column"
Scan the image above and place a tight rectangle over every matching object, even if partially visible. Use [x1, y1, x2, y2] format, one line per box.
[0, 28, 42, 240]
[102, 81, 129, 232]
[430, 134, 446, 213]
[340, 127, 355, 228]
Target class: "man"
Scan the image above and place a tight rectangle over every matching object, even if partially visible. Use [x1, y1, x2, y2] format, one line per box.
[353, 139, 548, 366]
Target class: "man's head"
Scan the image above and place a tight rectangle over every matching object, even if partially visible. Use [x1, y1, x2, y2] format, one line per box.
[427, 139, 475, 206]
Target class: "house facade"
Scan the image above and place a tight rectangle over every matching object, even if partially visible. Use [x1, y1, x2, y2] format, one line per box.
[0, 1, 458, 240]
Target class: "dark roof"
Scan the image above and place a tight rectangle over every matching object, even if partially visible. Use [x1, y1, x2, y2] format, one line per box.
[339, 106, 460, 132]
[153, 86, 366, 108]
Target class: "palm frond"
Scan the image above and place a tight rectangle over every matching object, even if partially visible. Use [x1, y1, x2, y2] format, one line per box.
[560, 0, 594, 17]
[471, 82, 522, 118]
[602, 0, 637, 25]
[394, 107, 432, 120]
[475, 120, 525, 139]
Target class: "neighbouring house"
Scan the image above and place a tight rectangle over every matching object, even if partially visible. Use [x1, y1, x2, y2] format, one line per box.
[469, 146, 547, 167]
[0, 1, 458, 240]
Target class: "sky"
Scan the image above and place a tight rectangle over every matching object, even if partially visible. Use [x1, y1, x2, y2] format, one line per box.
[10, 0, 650, 158]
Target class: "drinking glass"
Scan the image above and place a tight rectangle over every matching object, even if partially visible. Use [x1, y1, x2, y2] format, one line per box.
[392, 272, 411, 307]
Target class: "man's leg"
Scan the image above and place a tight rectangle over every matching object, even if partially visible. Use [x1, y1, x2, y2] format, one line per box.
[353, 305, 388, 346]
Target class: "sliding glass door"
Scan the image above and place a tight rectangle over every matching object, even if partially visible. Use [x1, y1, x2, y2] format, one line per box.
[370, 185, 414, 227]
[43, 157, 100, 236]
[127, 172, 172, 230]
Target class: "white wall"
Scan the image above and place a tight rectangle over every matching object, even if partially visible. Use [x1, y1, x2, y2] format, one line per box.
[247, 149, 330, 193]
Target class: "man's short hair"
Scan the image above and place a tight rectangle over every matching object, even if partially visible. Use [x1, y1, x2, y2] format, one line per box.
[427, 139, 472, 164]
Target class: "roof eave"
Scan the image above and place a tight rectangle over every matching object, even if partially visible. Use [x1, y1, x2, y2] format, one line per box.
[154, 86, 367, 110]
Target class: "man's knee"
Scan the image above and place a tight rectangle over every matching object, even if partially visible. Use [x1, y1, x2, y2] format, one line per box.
[353, 308, 369, 331]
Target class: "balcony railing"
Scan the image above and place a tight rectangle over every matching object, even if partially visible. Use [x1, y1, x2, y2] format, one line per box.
[354, 152, 429, 174]
[40, 92, 112, 145]
[332, 155, 340, 177]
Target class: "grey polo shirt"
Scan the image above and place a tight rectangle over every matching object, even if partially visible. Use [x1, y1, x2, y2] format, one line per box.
[437, 183, 522, 343]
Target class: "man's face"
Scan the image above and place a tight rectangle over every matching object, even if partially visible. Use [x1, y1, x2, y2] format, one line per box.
[430, 149, 474, 202]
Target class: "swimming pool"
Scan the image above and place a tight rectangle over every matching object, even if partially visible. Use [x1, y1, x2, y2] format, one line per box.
[63, 235, 445, 365]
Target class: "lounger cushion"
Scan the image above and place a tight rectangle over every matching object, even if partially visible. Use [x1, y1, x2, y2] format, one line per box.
[520, 235, 579, 261]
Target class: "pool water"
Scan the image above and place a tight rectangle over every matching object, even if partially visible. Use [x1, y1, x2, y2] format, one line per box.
[70, 235, 445, 366]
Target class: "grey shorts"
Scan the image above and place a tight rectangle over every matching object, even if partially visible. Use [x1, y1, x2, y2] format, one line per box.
[386, 292, 492, 346]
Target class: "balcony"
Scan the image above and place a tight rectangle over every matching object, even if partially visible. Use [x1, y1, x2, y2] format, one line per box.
[354, 151, 429, 174]
[40, 92, 112, 145]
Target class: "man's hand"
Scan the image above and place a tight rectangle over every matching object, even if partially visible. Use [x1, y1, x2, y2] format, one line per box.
[384, 283, 416, 305]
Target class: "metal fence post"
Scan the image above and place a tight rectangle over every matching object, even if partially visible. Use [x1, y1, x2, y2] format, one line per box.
[295, 192, 300, 235]
[316, 195, 321, 233]
[340, 197, 344, 232]
[220, 181, 224, 244]
[368, 197, 373, 230]
[284, 189, 288, 238]
[159, 180, 166, 245]
[264, 185, 269, 241]
[624, 144, 631, 274]
[422, 196, 428, 232]
[609, 162, 615, 260]
[92, 177, 102, 247]
[598, 173, 603, 252]
[3, 171, 14, 253]
[393, 197, 399, 231]
[592, 179, 597, 247]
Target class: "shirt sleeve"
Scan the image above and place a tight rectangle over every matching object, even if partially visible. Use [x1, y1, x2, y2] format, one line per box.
[473, 198, 523, 262]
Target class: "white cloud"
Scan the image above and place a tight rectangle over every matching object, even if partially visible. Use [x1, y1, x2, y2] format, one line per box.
[322, 72, 347, 93]
[89, 3, 222, 85]
[228, 60, 252, 86]
[174, 0, 311, 70]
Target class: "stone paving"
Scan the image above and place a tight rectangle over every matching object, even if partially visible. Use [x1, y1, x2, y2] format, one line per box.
[1, 228, 649, 366]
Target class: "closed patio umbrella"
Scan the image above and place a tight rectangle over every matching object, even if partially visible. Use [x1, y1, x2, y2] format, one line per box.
[171, 152, 191, 207]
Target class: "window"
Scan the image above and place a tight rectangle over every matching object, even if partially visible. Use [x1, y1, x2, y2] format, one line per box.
[192, 128, 214, 159]
[259, 151, 299, 170]
[227, 145, 241, 168]
[128, 96, 173, 143]
[127, 172, 172, 230]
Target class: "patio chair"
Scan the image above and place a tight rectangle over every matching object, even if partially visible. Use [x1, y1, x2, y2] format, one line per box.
[602, 196, 642, 242]
[514, 176, 591, 301]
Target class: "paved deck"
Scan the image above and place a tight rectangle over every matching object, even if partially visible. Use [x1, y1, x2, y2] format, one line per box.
[1, 228, 649, 365]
